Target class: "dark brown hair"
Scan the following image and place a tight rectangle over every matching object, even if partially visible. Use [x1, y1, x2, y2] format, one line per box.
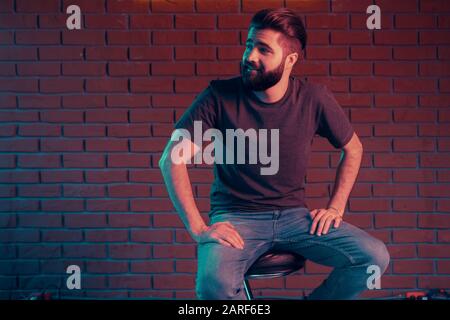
[249, 8, 307, 56]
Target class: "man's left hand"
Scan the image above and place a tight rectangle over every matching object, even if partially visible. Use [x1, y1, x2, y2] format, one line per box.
[309, 207, 343, 236]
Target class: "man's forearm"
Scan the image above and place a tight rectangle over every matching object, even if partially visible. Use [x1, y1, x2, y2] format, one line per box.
[327, 148, 363, 216]
[159, 158, 207, 237]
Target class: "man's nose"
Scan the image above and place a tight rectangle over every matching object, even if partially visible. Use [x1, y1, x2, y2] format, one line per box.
[245, 47, 259, 65]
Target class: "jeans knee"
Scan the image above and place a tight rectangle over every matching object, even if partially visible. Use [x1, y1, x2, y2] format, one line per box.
[364, 239, 390, 273]
[196, 273, 241, 300]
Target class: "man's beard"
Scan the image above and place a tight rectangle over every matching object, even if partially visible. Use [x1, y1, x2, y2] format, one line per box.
[241, 58, 285, 92]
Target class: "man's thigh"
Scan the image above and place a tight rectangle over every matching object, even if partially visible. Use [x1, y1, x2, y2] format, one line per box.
[196, 213, 273, 297]
[275, 211, 386, 268]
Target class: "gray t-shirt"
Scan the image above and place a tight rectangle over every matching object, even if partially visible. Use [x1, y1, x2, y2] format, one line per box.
[175, 76, 354, 216]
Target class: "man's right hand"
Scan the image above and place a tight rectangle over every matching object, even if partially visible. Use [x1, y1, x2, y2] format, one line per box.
[192, 222, 245, 250]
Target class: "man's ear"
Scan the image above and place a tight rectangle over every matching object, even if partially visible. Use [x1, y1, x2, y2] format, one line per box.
[286, 52, 299, 68]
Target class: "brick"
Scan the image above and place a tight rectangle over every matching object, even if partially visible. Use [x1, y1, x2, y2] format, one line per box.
[63, 185, 106, 197]
[0, 79, 38, 93]
[18, 154, 60, 168]
[129, 47, 172, 60]
[351, 78, 391, 93]
[86, 79, 128, 93]
[86, 110, 128, 123]
[108, 275, 151, 289]
[107, 95, 150, 108]
[86, 47, 128, 61]
[307, 15, 347, 29]
[18, 245, 61, 258]
[108, 214, 151, 227]
[420, 31, 450, 44]
[375, 31, 417, 45]
[42, 230, 83, 242]
[63, 244, 107, 258]
[86, 261, 128, 273]
[131, 260, 173, 273]
[85, 230, 128, 242]
[0, 139, 38, 152]
[130, 78, 173, 93]
[40, 79, 83, 93]
[108, 154, 150, 168]
[197, 0, 239, 12]
[242, 0, 283, 12]
[375, 154, 417, 168]
[375, 62, 417, 77]
[62, 62, 106, 76]
[307, 47, 347, 60]
[64, 214, 107, 228]
[130, 199, 174, 212]
[130, 138, 167, 152]
[395, 79, 437, 93]
[109, 244, 151, 258]
[86, 199, 128, 212]
[393, 138, 435, 152]
[108, 124, 150, 137]
[16, 0, 59, 12]
[18, 185, 60, 197]
[85, 15, 127, 29]
[85, 139, 128, 152]
[63, 154, 105, 168]
[107, 31, 150, 45]
[109, 184, 150, 197]
[394, 110, 436, 122]
[62, 30, 105, 45]
[153, 31, 195, 45]
[39, 47, 83, 60]
[393, 230, 435, 243]
[418, 245, 450, 258]
[176, 14, 215, 29]
[130, 109, 172, 122]
[396, 15, 436, 29]
[197, 31, 239, 45]
[153, 245, 195, 258]
[63, 0, 105, 13]
[42, 199, 84, 212]
[40, 110, 83, 123]
[351, 47, 391, 60]
[108, 62, 149, 76]
[375, 95, 417, 108]
[41, 138, 83, 152]
[197, 62, 239, 76]
[393, 169, 434, 183]
[331, 31, 372, 45]
[64, 125, 105, 137]
[0, 47, 36, 60]
[152, 0, 193, 12]
[152, 62, 195, 76]
[15, 31, 60, 45]
[107, 0, 148, 13]
[85, 170, 127, 183]
[17, 63, 60, 76]
[393, 199, 435, 212]
[332, 0, 371, 12]
[176, 46, 216, 61]
[419, 214, 450, 228]
[130, 230, 172, 243]
[218, 15, 251, 29]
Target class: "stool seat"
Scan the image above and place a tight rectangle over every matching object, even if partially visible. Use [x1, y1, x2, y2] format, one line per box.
[245, 250, 306, 279]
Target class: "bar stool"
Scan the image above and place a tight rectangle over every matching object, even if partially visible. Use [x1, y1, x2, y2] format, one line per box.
[243, 249, 306, 300]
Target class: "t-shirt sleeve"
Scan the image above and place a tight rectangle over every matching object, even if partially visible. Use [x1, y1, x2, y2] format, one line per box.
[174, 84, 218, 139]
[315, 85, 354, 149]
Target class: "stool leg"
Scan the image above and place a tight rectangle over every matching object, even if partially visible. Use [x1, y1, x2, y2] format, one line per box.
[243, 279, 253, 300]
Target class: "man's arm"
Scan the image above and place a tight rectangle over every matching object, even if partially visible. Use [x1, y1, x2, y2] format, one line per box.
[158, 135, 244, 249]
[310, 132, 363, 236]
[158, 138, 207, 238]
[327, 132, 364, 216]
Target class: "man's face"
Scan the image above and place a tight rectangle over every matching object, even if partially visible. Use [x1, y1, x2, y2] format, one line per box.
[241, 27, 287, 91]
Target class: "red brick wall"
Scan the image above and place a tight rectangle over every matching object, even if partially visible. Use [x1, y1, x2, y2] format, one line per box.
[1, 0, 449, 299]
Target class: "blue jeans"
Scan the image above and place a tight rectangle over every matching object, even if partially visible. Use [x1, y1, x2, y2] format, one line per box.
[196, 206, 390, 300]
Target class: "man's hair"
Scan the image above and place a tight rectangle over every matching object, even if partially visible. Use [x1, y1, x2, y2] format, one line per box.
[249, 8, 307, 56]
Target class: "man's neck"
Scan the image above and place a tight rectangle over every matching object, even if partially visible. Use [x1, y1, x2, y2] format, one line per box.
[252, 75, 290, 104]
